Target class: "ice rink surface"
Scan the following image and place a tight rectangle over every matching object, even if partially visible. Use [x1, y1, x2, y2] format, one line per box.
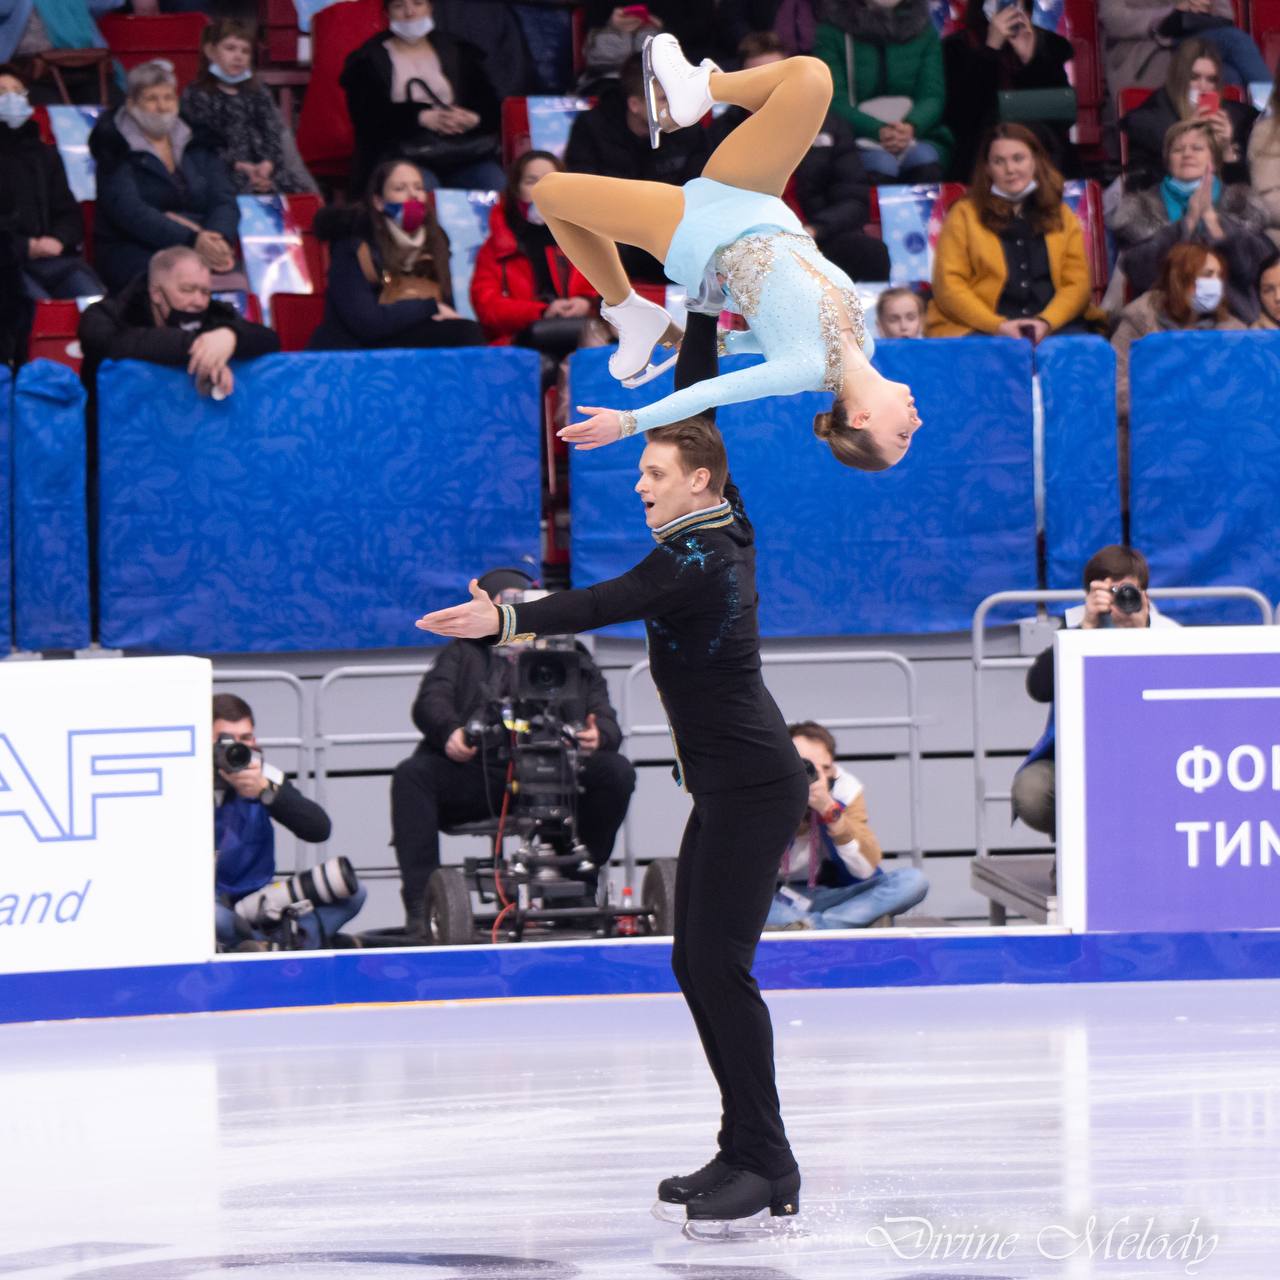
[1, 977, 1277, 1280]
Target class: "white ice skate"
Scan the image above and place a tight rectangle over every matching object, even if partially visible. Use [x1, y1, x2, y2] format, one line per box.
[600, 290, 684, 388]
[641, 33, 718, 150]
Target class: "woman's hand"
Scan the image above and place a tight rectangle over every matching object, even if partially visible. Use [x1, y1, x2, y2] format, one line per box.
[558, 407, 625, 450]
[419, 106, 466, 134]
[415, 578, 501, 639]
[1183, 167, 1215, 230]
[544, 297, 592, 318]
[996, 317, 1049, 343]
[445, 105, 480, 131]
[1008, 10, 1036, 61]
[1203, 107, 1233, 149]
[194, 229, 235, 272]
[986, 4, 1019, 49]
[432, 302, 461, 320]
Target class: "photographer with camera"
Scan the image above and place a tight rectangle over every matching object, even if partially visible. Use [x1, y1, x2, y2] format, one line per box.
[1012, 546, 1180, 838]
[767, 722, 928, 929]
[391, 568, 636, 941]
[213, 693, 367, 950]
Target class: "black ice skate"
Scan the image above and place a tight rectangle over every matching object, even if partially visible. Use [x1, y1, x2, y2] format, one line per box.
[650, 1157, 733, 1223]
[682, 1167, 803, 1241]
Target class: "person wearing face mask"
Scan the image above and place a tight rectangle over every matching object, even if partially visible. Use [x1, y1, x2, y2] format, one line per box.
[0, 63, 103, 300]
[340, 0, 502, 196]
[926, 125, 1099, 339]
[469, 150, 599, 351]
[1111, 242, 1244, 425]
[1109, 119, 1272, 322]
[308, 158, 484, 351]
[1121, 39, 1256, 193]
[1253, 252, 1280, 329]
[181, 19, 318, 196]
[813, 0, 952, 183]
[78, 245, 279, 405]
[942, 0, 1076, 182]
[89, 60, 241, 293]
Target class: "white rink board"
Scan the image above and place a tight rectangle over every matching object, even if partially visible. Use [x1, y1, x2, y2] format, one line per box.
[0, 656, 214, 973]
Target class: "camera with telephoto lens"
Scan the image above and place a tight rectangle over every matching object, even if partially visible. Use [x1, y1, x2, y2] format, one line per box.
[213, 734, 254, 774]
[802, 758, 819, 783]
[1110, 582, 1144, 615]
[233, 855, 360, 929]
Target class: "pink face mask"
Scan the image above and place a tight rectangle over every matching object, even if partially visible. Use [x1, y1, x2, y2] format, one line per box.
[384, 198, 427, 233]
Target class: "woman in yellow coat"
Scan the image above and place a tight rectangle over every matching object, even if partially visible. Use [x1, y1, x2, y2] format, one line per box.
[926, 123, 1097, 341]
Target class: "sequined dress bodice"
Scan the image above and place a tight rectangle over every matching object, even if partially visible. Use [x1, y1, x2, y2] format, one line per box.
[626, 229, 872, 435]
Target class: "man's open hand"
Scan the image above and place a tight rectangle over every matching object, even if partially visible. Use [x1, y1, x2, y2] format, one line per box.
[416, 578, 501, 638]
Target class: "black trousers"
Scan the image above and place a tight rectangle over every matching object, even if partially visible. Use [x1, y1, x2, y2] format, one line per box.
[390, 749, 637, 912]
[671, 769, 809, 1180]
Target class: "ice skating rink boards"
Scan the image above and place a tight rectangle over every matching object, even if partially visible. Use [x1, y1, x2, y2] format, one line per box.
[1, 978, 1277, 1280]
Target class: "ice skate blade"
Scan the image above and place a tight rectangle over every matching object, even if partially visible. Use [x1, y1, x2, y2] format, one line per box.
[640, 36, 681, 149]
[681, 1210, 807, 1243]
[621, 348, 680, 389]
[651, 1200, 686, 1224]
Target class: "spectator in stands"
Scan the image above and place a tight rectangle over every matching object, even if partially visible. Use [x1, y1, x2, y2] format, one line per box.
[766, 721, 927, 929]
[212, 693, 366, 952]
[706, 31, 890, 283]
[89, 60, 241, 294]
[309, 159, 484, 351]
[1121, 39, 1256, 192]
[470, 149, 599, 352]
[579, 1, 718, 88]
[1112, 242, 1245, 421]
[876, 286, 925, 336]
[340, 0, 502, 196]
[926, 125, 1096, 339]
[942, 0, 1077, 183]
[564, 51, 709, 283]
[0, 0, 116, 74]
[390, 567, 636, 942]
[1109, 119, 1272, 321]
[1248, 61, 1280, 248]
[79, 244, 279, 397]
[181, 19, 318, 197]
[0, 63, 103, 299]
[1254, 251, 1280, 327]
[1098, 0, 1269, 99]
[1013, 546, 1179, 838]
[814, 0, 952, 183]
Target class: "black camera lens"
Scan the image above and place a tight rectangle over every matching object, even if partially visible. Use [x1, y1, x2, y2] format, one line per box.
[1110, 582, 1144, 615]
[527, 657, 565, 692]
[213, 736, 253, 774]
[802, 758, 819, 782]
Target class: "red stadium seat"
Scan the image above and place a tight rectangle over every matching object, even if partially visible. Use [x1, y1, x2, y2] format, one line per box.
[503, 97, 532, 168]
[79, 200, 95, 265]
[1265, 29, 1280, 71]
[272, 292, 325, 350]
[98, 13, 210, 88]
[261, 0, 302, 65]
[27, 300, 84, 372]
[571, 6, 587, 78]
[1063, 0, 1105, 155]
[32, 104, 54, 145]
[283, 192, 326, 288]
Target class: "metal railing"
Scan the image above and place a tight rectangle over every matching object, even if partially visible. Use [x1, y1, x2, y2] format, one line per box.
[971, 587, 1274, 861]
[618, 649, 925, 889]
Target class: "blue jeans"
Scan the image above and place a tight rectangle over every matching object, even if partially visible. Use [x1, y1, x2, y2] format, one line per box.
[859, 141, 941, 179]
[216, 883, 368, 948]
[1196, 26, 1271, 88]
[416, 158, 506, 193]
[766, 868, 929, 929]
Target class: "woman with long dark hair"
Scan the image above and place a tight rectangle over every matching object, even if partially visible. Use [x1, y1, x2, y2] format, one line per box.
[308, 158, 484, 351]
[926, 123, 1095, 339]
[470, 150, 598, 353]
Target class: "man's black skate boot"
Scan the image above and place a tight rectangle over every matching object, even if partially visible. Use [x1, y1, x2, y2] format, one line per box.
[683, 1167, 801, 1240]
[651, 1157, 733, 1223]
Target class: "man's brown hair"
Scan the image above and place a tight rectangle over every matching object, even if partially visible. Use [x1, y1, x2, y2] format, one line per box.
[212, 693, 254, 725]
[647, 416, 729, 495]
[739, 30, 785, 62]
[1082, 545, 1150, 591]
[789, 720, 837, 755]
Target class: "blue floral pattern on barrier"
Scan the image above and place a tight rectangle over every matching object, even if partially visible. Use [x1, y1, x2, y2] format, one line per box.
[13, 360, 90, 651]
[96, 349, 543, 653]
[1130, 330, 1280, 626]
[0, 365, 11, 652]
[1038, 336, 1121, 590]
[569, 338, 1038, 637]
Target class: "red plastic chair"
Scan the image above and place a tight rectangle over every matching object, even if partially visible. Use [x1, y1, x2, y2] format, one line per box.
[271, 292, 326, 350]
[98, 13, 210, 88]
[1063, 0, 1105, 154]
[282, 192, 326, 289]
[27, 300, 84, 372]
[502, 97, 532, 169]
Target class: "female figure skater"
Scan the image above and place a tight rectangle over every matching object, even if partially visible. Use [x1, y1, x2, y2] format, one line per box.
[534, 35, 922, 471]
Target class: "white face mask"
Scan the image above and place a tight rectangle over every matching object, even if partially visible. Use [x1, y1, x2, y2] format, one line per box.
[390, 14, 434, 39]
[0, 90, 34, 129]
[1192, 275, 1224, 313]
[991, 177, 1038, 202]
[130, 105, 178, 138]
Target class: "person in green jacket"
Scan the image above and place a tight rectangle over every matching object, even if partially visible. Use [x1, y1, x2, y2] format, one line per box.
[814, 0, 952, 182]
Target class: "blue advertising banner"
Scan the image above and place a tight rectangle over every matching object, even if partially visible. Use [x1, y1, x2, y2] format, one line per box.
[526, 95, 591, 159]
[434, 189, 499, 323]
[47, 105, 103, 202]
[1057, 628, 1280, 932]
[238, 194, 313, 311]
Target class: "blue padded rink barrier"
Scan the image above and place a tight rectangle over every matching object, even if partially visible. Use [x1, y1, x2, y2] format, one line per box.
[2, 936, 1280, 1278]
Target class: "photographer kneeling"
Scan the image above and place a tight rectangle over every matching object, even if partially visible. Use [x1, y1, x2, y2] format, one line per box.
[391, 568, 636, 941]
[1012, 546, 1180, 838]
[213, 693, 367, 950]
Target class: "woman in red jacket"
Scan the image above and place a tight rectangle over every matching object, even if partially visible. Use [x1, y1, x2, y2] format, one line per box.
[471, 149, 598, 353]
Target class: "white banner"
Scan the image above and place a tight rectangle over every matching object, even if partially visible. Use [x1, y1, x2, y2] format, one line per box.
[0, 657, 214, 974]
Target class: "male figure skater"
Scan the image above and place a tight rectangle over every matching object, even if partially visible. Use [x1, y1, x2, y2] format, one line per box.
[415, 313, 807, 1235]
